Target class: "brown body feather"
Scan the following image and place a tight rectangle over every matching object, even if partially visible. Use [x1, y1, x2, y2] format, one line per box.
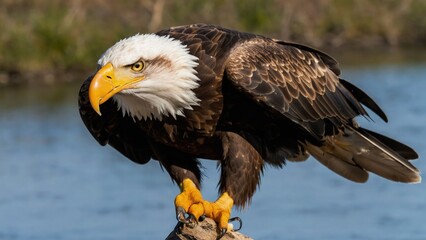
[79, 24, 420, 207]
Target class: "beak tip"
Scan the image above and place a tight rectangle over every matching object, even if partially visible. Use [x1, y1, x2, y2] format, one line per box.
[89, 96, 102, 116]
[92, 103, 102, 116]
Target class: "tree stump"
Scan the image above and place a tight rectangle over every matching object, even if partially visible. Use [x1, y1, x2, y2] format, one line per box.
[165, 217, 253, 240]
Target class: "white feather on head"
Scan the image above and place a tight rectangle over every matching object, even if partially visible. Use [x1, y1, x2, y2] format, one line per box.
[97, 34, 200, 121]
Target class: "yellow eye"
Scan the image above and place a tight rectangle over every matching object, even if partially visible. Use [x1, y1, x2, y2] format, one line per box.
[131, 61, 144, 72]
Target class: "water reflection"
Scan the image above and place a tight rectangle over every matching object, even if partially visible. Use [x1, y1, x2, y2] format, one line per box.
[0, 62, 426, 239]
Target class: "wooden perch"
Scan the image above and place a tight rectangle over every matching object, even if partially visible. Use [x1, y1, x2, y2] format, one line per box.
[165, 217, 253, 240]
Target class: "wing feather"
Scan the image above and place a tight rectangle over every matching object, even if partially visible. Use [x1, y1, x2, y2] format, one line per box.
[340, 79, 388, 122]
[225, 39, 368, 136]
[223, 33, 419, 183]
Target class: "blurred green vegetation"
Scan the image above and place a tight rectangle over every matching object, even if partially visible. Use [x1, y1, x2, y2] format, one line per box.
[1, 0, 426, 84]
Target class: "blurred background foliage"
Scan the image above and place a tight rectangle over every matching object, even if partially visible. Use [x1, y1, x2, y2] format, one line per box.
[1, 0, 426, 84]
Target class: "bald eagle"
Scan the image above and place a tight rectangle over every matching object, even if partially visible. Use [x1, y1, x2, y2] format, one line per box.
[78, 24, 420, 236]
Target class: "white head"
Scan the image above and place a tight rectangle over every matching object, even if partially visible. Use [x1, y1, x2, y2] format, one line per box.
[88, 34, 200, 121]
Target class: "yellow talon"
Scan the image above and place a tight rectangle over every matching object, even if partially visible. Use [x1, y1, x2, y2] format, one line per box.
[175, 179, 204, 224]
[202, 192, 234, 231]
[174, 178, 237, 237]
[175, 179, 203, 212]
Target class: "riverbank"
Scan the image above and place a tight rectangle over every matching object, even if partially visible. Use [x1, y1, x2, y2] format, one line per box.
[2, 0, 426, 86]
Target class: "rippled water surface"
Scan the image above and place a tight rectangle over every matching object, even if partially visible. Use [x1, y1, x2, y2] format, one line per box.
[0, 61, 425, 239]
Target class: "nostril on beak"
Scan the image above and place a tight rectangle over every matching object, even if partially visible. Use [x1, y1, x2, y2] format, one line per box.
[106, 75, 112, 79]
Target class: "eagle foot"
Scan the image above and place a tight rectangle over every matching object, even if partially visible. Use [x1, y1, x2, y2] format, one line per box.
[201, 192, 235, 238]
[176, 207, 198, 228]
[175, 179, 239, 238]
[175, 179, 205, 227]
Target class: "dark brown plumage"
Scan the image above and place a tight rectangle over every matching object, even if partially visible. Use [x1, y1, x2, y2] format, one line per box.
[79, 24, 420, 210]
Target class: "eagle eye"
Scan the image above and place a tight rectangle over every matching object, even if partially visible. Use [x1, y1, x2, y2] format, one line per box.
[130, 61, 144, 72]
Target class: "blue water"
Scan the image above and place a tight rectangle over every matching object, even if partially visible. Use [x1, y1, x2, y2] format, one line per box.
[0, 62, 425, 240]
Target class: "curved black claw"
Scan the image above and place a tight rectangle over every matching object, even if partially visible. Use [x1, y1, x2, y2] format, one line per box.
[229, 217, 243, 231]
[217, 228, 227, 240]
[176, 207, 187, 223]
[176, 207, 198, 228]
[186, 214, 197, 228]
[216, 217, 242, 239]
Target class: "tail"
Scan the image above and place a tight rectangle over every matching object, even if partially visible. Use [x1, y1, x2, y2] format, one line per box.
[305, 126, 421, 183]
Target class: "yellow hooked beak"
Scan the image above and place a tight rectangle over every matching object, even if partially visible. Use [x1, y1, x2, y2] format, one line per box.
[88, 63, 144, 115]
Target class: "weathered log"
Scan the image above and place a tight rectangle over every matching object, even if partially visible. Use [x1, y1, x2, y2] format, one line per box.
[165, 217, 253, 240]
